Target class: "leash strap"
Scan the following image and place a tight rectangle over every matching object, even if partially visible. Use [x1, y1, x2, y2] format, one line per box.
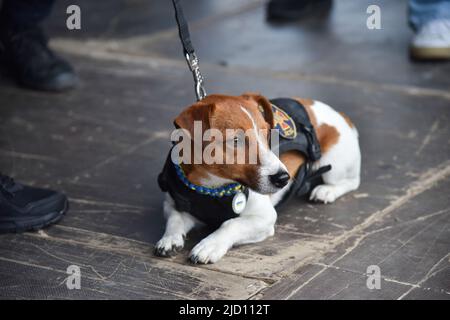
[171, 0, 207, 101]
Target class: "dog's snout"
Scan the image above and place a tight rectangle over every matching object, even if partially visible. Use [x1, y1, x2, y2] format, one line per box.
[269, 170, 290, 188]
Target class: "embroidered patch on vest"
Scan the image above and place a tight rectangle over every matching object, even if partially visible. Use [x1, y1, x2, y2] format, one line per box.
[271, 104, 297, 139]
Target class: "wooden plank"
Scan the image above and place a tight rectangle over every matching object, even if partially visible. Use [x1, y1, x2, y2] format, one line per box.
[122, 0, 450, 91]
[262, 178, 450, 299]
[1, 0, 449, 299]
[45, 0, 264, 39]
[33, 224, 331, 282]
[0, 232, 267, 299]
[2, 52, 450, 284]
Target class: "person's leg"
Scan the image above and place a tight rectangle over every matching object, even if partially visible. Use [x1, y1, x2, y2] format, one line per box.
[409, 0, 450, 60]
[0, 0, 78, 91]
[0, 0, 55, 32]
[409, 0, 450, 31]
[0, 1, 72, 231]
[0, 172, 68, 233]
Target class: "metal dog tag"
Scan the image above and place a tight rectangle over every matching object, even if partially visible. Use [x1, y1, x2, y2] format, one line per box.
[232, 192, 247, 214]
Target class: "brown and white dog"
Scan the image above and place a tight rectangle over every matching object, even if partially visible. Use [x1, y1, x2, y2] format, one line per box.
[156, 93, 361, 264]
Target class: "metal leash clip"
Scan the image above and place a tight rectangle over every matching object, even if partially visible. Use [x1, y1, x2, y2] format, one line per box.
[185, 52, 207, 101]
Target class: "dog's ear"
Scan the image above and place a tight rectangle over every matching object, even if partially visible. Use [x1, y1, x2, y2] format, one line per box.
[174, 102, 215, 137]
[241, 92, 274, 128]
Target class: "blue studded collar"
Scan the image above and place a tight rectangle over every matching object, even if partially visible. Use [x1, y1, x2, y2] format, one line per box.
[173, 163, 244, 198]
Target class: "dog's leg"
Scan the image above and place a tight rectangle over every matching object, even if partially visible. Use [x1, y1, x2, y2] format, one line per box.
[310, 177, 360, 204]
[189, 192, 276, 264]
[155, 194, 199, 257]
[304, 100, 361, 204]
[310, 140, 361, 204]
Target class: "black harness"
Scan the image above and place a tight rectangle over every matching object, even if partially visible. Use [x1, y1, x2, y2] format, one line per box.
[158, 98, 331, 229]
[269, 98, 331, 207]
[158, 156, 249, 229]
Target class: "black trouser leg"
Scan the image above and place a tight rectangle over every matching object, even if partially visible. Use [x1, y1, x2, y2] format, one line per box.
[0, 0, 77, 91]
[0, 0, 55, 32]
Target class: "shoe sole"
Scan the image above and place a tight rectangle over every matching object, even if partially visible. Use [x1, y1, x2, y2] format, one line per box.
[410, 46, 450, 60]
[0, 199, 68, 234]
[20, 75, 78, 92]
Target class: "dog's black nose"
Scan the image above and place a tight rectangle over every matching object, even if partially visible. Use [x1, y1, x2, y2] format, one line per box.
[269, 170, 290, 188]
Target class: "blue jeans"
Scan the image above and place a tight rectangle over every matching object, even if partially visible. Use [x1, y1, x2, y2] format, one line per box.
[409, 0, 450, 31]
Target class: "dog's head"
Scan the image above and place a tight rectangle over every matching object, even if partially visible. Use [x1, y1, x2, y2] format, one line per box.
[173, 93, 289, 194]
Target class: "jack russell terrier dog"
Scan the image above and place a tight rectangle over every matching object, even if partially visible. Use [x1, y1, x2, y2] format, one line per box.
[156, 93, 361, 264]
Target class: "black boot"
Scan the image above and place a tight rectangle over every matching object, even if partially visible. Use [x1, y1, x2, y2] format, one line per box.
[0, 27, 78, 92]
[0, 173, 68, 233]
[267, 0, 332, 22]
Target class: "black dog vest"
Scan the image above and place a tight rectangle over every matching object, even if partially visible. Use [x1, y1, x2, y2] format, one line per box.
[158, 98, 331, 229]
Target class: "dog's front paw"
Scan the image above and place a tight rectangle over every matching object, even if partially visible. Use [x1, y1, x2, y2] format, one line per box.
[154, 234, 184, 257]
[310, 184, 337, 204]
[189, 237, 230, 264]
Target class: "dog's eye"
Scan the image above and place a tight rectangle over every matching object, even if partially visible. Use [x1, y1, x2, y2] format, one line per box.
[227, 133, 245, 149]
[233, 136, 246, 148]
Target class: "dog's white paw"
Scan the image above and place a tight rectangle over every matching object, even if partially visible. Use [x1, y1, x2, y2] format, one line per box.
[154, 234, 184, 257]
[189, 236, 230, 264]
[310, 184, 337, 204]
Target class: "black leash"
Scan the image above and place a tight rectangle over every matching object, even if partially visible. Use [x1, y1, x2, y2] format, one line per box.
[171, 0, 207, 101]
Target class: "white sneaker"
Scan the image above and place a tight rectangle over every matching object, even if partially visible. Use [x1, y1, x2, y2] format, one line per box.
[410, 19, 450, 60]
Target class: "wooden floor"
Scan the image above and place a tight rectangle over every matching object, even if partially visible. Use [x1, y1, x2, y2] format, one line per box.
[0, 0, 449, 299]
